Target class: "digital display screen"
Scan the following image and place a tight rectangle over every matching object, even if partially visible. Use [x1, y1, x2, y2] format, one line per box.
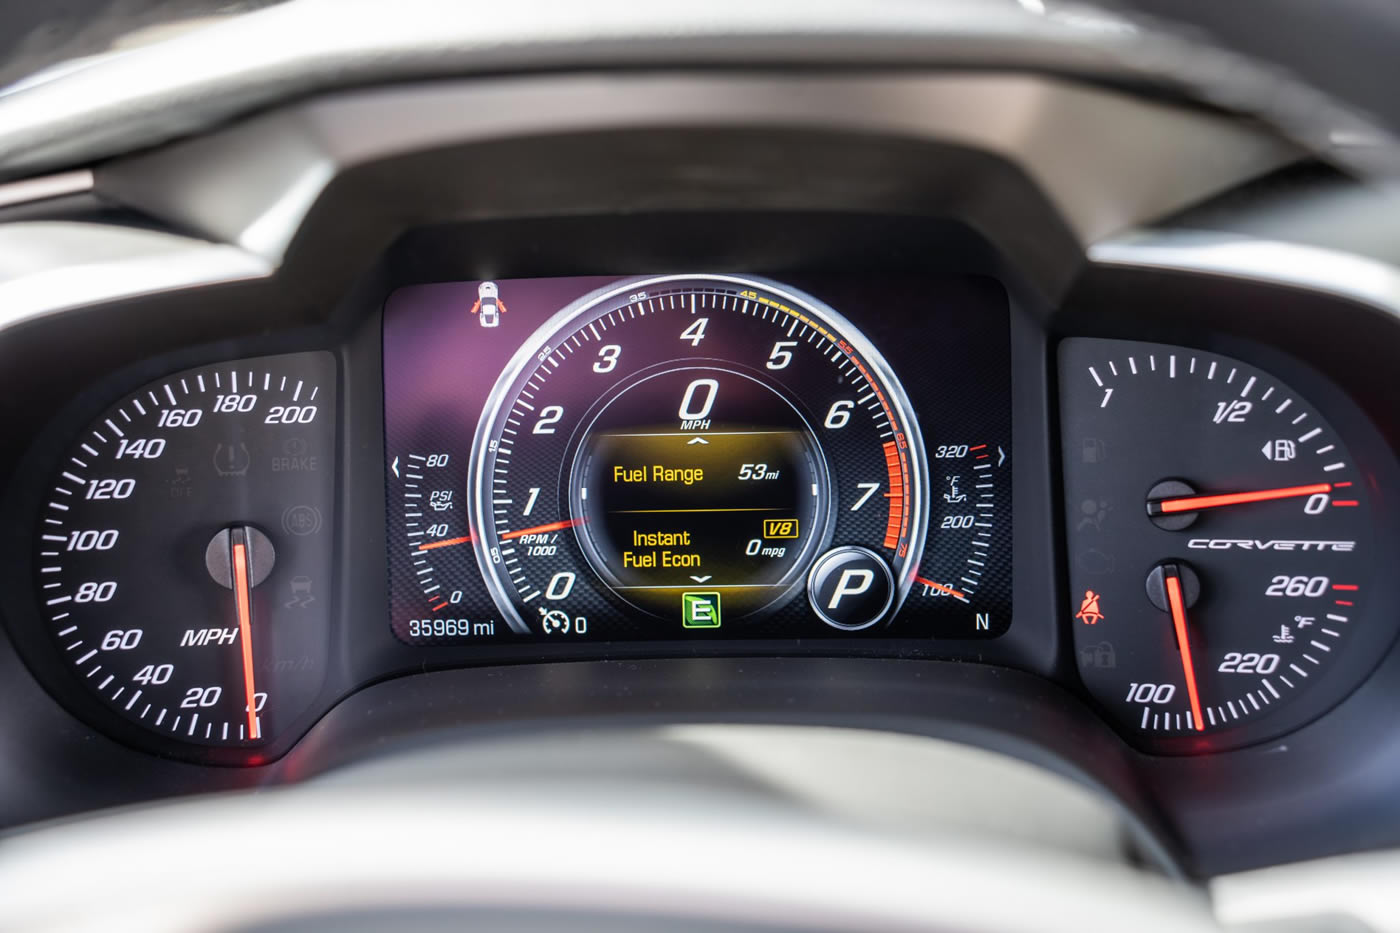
[383, 273, 1012, 645]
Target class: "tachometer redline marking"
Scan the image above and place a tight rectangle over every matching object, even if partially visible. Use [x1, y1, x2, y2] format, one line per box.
[881, 441, 906, 550]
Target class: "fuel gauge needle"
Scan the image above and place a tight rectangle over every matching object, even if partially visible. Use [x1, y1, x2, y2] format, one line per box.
[1148, 482, 1332, 516]
[231, 534, 259, 740]
[1163, 566, 1205, 733]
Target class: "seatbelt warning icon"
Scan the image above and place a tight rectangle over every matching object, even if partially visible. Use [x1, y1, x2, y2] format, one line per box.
[1075, 590, 1105, 625]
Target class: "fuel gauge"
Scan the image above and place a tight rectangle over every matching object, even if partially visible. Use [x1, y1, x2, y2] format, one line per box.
[1060, 337, 1388, 751]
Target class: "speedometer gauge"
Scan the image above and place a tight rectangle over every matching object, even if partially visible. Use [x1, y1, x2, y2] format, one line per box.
[469, 275, 929, 637]
[14, 352, 337, 757]
[1060, 337, 1394, 752]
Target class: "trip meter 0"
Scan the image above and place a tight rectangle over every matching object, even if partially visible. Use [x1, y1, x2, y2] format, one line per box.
[1060, 338, 1394, 752]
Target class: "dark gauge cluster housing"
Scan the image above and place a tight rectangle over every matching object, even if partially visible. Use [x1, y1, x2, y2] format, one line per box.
[0, 71, 1398, 882]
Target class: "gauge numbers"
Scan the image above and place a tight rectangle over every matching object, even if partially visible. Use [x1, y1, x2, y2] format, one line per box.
[31, 353, 336, 750]
[467, 274, 930, 638]
[1061, 338, 1379, 750]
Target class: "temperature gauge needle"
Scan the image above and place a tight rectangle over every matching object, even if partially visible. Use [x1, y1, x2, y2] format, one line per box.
[230, 535, 259, 740]
[1148, 482, 1332, 516]
[1163, 566, 1205, 733]
[914, 576, 968, 602]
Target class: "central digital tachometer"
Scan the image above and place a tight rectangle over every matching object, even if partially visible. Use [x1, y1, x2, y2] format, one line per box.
[470, 274, 928, 637]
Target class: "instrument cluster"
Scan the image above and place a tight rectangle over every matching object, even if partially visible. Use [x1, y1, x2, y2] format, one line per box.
[2, 255, 1397, 767]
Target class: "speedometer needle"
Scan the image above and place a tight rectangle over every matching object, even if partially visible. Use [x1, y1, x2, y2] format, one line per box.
[1148, 482, 1332, 516]
[231, 534, 259, 741]
[1163, 565, 1205, 733]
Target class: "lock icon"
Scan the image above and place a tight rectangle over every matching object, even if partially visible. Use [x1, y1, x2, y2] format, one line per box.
[1081, 641, 1116, 669]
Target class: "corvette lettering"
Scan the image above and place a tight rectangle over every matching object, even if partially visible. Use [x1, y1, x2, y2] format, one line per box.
[1186, 539, 1355, 552]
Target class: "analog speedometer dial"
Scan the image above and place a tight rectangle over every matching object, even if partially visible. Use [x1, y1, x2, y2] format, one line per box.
[468, 275, 929, 638]
[19, 352, 336, 757]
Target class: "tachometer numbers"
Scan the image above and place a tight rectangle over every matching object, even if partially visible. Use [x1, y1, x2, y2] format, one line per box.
[469, 274, 931, 639]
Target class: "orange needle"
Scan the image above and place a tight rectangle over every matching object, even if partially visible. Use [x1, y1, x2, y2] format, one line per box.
[1164, 569, 1205, 732]
[231, 539, 259, 740]
[500, 518, 585, 541]
[1149, 482, 1332, 516]
[914, 576, 967, 601]
[417, 534, 472, 552]
[415, 518, 586, 552]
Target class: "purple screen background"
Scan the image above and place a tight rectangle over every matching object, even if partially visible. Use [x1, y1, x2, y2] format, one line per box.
[383, 273, 1011, 645]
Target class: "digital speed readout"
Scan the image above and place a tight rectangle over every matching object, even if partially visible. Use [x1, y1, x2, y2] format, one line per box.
[383, 273, 1012, 645]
